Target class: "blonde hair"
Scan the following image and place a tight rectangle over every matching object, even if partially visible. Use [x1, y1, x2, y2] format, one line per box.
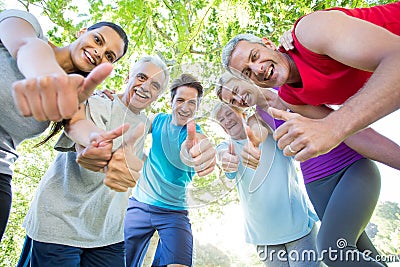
[215, 71, 238, 101]
[212, 101, 244, 122]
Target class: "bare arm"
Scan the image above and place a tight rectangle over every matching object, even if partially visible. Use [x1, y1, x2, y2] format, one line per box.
[344, 128, 400, 170]
[65, 104, 100, 147]
[0, 16, 113, 121]
[65, 103, 128, 173]
[0, 17, 65, 77]
[302, 11, 400, 128]
[275, 102, 400, 169]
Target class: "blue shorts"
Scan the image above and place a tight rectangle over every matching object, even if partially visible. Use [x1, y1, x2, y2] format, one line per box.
[124, 198, 193, 267]
[19, 235, 125, 267]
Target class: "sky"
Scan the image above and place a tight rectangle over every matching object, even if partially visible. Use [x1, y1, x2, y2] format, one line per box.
[4, 0, 400, 205]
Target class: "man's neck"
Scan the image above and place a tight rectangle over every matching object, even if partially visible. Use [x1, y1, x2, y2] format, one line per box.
[118, 94, 142, 115]
[282, 53, 301, 85]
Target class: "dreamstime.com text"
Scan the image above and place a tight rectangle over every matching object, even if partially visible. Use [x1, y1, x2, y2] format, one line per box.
[257, 238, 400, 263]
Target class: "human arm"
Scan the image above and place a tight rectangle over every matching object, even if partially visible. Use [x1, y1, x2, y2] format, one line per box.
[65, 102, 128, 172]
[103, 123, 146, 192]
[65, 103, 128, 148]
[180, 120, 217, 177]
[270, 103, 400, 169]
[278, 10, 400, 160]
[0, 14, 112, 121]
[93, 89, 116, 100]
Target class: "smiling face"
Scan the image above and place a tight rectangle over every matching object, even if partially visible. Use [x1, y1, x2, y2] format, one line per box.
[219, 77, 261, 108]
[70, 26, 125, 72]
[171, 86, 199, 126]
[229, 40, 291, 88]
[122, 62, 166, 114]
[216, 105, 246, 140]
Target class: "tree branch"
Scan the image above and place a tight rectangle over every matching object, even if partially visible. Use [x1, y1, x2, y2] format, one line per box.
[152, 19, 172, 42]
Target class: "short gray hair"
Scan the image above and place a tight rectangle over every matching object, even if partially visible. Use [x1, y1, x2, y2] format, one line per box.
[131, 56, 170, 89]
[221, 33, 264, 71]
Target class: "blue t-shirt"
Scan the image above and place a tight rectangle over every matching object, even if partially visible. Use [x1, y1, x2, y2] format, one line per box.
[217, 136, 318, 245]
[133, 113, 202, 210]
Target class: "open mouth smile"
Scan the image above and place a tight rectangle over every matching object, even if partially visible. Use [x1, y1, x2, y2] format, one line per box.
[84, 50, 96, 65]
[134, 87, 150, 99]
[177, 111, 191, 118]
[264, 64, 274, 81]
[239, 94, 249, 107]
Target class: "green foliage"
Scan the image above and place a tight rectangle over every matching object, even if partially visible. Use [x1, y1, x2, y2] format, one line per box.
[370, 201, 400, 255]
[0, 133, 58, 266]
[2, 0, 399, 265]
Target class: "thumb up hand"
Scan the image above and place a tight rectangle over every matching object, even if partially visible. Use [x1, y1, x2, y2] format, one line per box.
[241, 126, 262, 170]
[220, 142, 240, 173]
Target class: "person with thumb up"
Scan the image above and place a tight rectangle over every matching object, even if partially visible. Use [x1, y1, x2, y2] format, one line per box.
[214, 102, 320, 267]
[19, 56, 168, 266]
[124, 73, 216, 267]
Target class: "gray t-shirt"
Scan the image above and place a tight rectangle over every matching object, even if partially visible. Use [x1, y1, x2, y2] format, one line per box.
[24, 95, 149, 247]
[0, 9, 49, 175]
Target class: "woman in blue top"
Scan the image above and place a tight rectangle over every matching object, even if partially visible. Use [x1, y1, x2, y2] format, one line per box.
[214, 99, 320, 267]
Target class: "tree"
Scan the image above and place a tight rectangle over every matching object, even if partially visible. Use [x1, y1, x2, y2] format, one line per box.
[370, 201, 400, 256]
[1, 0, 397, 265]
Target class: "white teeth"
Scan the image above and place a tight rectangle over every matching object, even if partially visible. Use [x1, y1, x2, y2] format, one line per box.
[134, 88, 150, 98]
[266, 66, 273, 80]
[136, 92, 148, 98]
[243, 94, 249, 106]
[178, 111, 190, 117]
[84, 51, 95, 64]
[226, 123, 235, 130]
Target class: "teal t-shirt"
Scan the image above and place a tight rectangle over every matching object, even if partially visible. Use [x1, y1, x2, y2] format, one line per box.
[133, 113, 202, 210]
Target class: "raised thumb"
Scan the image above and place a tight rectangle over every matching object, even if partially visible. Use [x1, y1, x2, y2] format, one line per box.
[267, 107, 296, 122]
[229, 142, 236, 155]
[246, 126, 261, 147]
[78, 63, 113, 103]
[186, 119, 197, 150]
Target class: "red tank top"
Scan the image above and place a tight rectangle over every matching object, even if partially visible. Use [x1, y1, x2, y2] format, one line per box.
[278, 2, 400, 106]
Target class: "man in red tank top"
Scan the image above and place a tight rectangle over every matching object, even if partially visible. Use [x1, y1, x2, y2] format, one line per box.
[222, 2, 400, 162]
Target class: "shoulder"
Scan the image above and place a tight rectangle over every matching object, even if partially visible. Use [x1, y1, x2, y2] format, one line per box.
[295, 10, 346, 54]
[153, 113, 167, 122]
[85, 95, 113, 120]
[0, 9, 45, 39]
[151, 113, 168, 129]
[87, 94, 113, 107]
